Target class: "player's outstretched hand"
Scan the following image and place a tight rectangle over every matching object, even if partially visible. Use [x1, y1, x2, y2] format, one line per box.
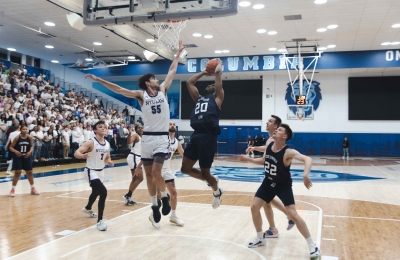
[177, 40, 186, 54]
[303, 175, 313, 189]
[245, 147, 255, 154]
[238, 154, 249, 162]
[215, 59, 223, 74]
[108, 160, 114, 167]
[85, 74, 99, 81]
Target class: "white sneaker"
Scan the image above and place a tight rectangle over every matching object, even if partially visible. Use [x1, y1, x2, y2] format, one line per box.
[212, 187, 223, 209]
[341, 156, 345, 160]
[248, 237, 266, 248]
[346, 156, 349, 160]
[310, 246, 321, 258]
[82, 207, 97, 218]
[96, 220, 107, 231]
[149, 213, 161, 229]
[170, 216, 185, 227]
[6, 171, 12, 175]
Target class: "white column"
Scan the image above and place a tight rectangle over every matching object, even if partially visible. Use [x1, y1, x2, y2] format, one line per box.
[7, 51, 11, 61]
[21, 54, 27, 65]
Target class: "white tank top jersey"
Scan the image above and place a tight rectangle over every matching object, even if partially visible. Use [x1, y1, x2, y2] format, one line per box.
[163, 137, 179, 170]
[142, 90, 169, 132]
[130, 135, 141, 155]
[86, 137, 110, 170]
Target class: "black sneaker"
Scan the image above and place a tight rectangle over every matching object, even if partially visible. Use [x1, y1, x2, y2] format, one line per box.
[151, 204, 161, 223]
[127, 199, 137, 206]
[161, 194, 171, 216]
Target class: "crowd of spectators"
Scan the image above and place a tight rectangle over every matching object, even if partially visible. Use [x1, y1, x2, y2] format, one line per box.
[0, 62, 144, 163]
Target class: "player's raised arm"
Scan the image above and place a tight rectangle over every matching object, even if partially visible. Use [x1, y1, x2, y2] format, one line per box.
[286, 149, 313, 189]
[214, 59, 224, 108]
[160, 40, 186, 93]
[74, 140, 94, 159]
[186, 71, 207, 103]
[85, 74, 143, 104]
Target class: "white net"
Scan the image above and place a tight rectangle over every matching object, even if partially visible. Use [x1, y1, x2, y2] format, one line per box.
[154, 20, 187, 52]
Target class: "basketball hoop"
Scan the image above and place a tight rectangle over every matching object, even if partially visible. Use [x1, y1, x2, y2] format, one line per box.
[154, 20, 187, 58]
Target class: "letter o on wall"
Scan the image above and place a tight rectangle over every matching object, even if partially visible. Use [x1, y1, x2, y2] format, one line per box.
[386, 51, 394, 61]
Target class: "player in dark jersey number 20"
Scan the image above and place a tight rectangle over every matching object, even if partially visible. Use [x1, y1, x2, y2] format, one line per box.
[239, 123, 321, 259]
[180, 59, 224, 209]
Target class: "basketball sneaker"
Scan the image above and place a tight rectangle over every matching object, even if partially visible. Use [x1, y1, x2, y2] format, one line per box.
[96, 220, 107, 231]
[123, 195, 137, 206]
[9, 189, 15, 197]
[149, 213, 161, 229]
[31, 188, 40, 195]
[341, 156, 345, 160]
[161, 194, 171, 216]
[6, 171, 12, 175]
[82, 207, 98, 218]
[248, 237, 266, 248]
[170, 216, 185, 227]
[263, 228, 279, 238]
[152, 202, 162, 223]
[347, 156, 350, 160]
[212, 187, 223, 209]
[287, 219, 295, 230]
[310, 246, 321, 258]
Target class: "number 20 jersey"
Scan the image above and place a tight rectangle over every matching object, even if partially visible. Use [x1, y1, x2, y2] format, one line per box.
[190, 94, 220, 135]
[142, 90, 169, 132]
[264, 142, 291, 183]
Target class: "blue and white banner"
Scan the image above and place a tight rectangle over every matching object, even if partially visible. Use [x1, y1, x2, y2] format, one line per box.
[89, 49, 400, 77]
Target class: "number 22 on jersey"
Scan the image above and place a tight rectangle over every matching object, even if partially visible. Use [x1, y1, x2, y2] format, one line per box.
[264, 161, 277, 175]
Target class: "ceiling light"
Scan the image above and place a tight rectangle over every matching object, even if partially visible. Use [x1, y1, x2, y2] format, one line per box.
[314, 0, 327, 4]
[193, 33, 202, 37]
[317, 28, 327, 32]
[204, 35, 213, 39]
[391, 24, 400, 28]
[391, 42, 400, 45]
[253, 4, 264, 9]
[327, 24, 338, 29]
[7, 48, 16, 51]
[318, 47, 327, 50]
[128, 56, 136, 59]
[222, 50, 230, 53]
[51, 60, 59, 63]
[45, 45, 54, 49]
[239, 1, 251, 7]
[268, 48, 277, 51]
[85, 58, 93, 61]
[268, 31, 277, 35]
[278, 49, 287, 52]
[381, 42, 391, 45]
[215, 50, 222, 53]
[257, 29, 266, 33]
[44, 22, 55, 26]
[146, 39, 155, 42]
[327, 45, 336, 48]
[93, 42, 102, 46]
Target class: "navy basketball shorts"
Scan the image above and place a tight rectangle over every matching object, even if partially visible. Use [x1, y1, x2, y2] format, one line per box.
[13, 155, 33, 171]
[184, 132, 216, 169]
[255, 178, 295, 206]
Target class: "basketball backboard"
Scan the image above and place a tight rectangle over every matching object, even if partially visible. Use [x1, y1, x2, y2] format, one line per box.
[287, 105, 314, 120]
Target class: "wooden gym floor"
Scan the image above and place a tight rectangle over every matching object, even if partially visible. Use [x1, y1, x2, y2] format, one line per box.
[1, 155, 400, 260]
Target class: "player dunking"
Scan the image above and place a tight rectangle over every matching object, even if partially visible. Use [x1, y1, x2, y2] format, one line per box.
[246, 115, 295, 238]
[160, 121, 185, 226]
[8, 125, 39, 196]
[85, 41, 186, 228]
[239, 123, 320, 258]
[180, 59, 223, 208]
[74, 121, 114, 231]
[123, 124, 143, 205]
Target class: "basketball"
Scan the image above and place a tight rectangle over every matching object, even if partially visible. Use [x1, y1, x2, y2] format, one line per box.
[205, 59, 218, 75]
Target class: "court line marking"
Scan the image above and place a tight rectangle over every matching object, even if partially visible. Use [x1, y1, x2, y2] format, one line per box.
[323, 225, 335, 228]
[59, 234, 267, 259]
[372, 165, 400, 183]
[323, 215, 400, 222]
[6, 206, 150, 260]
[321, 238, 336, 241]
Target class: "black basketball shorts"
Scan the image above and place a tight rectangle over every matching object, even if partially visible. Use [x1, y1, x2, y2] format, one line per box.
[13, 155, 33, 171]
[184, 132, 216, 169]
[255, 178, 295, 206]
